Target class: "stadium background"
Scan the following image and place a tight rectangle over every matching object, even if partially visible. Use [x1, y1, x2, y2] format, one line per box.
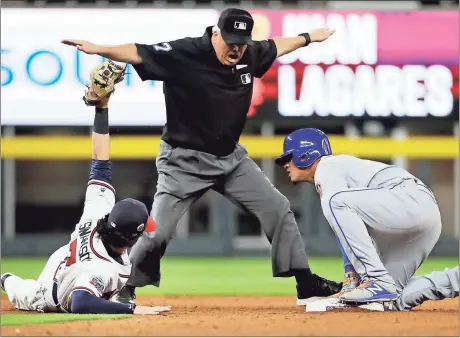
[1, 1, 458, 335]
[1, 0, 458, 258]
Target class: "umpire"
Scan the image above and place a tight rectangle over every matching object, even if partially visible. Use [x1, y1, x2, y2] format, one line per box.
[63, 8, 340, 305]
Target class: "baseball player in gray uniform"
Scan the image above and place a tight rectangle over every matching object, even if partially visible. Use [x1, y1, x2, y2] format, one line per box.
[276, 128, 459, 309]
[63, 8, 342, 304]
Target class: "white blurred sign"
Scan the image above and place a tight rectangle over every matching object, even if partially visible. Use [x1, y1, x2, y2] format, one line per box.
[278, 64, 454, 118]
[275, 12, 454, 118]
[1, 8, 219, 126]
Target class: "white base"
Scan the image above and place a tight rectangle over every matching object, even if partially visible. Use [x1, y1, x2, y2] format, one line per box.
[296, 297, 326, 306]
[305, 297, 391, 312]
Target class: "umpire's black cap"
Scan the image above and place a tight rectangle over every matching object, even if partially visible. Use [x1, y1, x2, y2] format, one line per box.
[217, 8, 254, 45]
[108, 198, 156, 235]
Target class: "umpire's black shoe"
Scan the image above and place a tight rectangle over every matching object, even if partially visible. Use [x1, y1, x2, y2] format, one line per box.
[296, 274, 343, 306]
[114, 286, 136, 304]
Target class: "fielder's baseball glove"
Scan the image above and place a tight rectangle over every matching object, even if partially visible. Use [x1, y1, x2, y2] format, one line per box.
[83, 60, 127, 106]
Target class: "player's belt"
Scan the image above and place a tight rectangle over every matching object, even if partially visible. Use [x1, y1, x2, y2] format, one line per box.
[392, 177, 436, 203]
[52, 281, 68, 313]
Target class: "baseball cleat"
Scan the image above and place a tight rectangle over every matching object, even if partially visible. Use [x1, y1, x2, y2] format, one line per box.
[298, 271, 359, 306]
[1, 272, 12, 291]
[296, 274, 343, 306]
[340, 281, 399, 303]
[342, 271, 360, 290]
[113, 285, 136, 304]
[302, 271, 358, 308]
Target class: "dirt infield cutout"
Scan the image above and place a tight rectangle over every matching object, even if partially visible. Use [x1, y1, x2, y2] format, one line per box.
[2, 295, 458, 336]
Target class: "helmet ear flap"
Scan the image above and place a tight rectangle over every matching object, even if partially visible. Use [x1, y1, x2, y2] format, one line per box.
[294, 151, 310, 168]
[299, 153, 309, 162]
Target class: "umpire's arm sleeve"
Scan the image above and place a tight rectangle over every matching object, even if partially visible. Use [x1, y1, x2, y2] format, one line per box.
[132, 43, 176, 81]
[253, 39, 277, 78]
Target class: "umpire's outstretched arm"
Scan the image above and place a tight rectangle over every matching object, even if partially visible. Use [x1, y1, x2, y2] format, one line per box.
[62, 40, 142, 65]
[61, 28, 335, 68]
[272, 28, 335, 57]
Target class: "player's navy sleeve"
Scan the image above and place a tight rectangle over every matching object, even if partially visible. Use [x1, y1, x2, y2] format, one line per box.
[71, 290, 135, 314]
[133, 41, 180, 81]
[253, 39, 277, 78]
[89, 160, 112, 184]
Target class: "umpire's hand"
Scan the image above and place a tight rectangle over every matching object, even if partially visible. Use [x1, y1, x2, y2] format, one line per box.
[62, 39, 100, 55]
[309, 28, 336, 43]
[134, 305, 172, 315]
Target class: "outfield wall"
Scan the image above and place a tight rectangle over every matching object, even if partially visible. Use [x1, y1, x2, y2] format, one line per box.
[1, 6, 458, 257]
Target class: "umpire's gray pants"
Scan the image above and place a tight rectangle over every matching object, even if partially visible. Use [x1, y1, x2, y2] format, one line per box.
[128, 141, 309, 287]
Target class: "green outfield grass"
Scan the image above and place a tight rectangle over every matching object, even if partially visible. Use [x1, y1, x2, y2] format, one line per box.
[2, 256, 458, 296]
[1, 313, 130, 326]
[1, 256, 457, 327]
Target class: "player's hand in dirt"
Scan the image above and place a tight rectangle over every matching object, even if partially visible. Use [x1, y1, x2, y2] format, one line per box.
[309, 28, 336, 43]
[61, 39, 101, 55]
[134, 305, 172, 315]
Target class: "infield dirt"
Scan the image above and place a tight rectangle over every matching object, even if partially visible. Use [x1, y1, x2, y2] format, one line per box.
[2, 295, 458, 336]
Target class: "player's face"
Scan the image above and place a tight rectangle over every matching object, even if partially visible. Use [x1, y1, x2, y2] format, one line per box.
[284, 161, 315, 183]
[212, 32, 248, 66]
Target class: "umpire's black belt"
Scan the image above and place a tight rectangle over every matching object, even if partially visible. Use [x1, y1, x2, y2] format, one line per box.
[165, 139, 236, 157]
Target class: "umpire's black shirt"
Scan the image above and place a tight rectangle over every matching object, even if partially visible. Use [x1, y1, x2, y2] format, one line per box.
[133, 27, 277, 156]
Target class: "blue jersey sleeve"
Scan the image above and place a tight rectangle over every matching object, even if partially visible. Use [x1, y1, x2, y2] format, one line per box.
[71, 290, 135, 314]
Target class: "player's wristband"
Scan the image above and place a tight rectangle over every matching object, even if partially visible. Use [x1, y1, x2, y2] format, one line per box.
[298, 33, 311, 47]
[93, 107, 109, 134]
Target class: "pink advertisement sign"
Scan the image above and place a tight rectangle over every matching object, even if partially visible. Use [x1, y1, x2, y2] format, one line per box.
[245, 10, 458, 119]
[248, 10, 459, 65]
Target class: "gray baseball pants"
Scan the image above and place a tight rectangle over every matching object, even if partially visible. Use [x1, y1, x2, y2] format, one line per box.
[396, 266, 459, 310]
[128, 141, 309, 287]
[323, 169, 442, 292]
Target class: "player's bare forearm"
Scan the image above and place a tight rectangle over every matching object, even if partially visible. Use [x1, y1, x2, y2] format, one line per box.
[92, 100, 110, 160]
[273, 28, 336, 58]
[61, 40, 142, 64]
[92, 132, 110, 160]
[90, 106, 112, 183]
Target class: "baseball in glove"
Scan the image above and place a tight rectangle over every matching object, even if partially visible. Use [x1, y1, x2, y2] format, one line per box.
[83, 60, 127, 106]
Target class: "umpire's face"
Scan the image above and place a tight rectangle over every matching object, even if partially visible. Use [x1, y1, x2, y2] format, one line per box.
[212, 31, 248, 66]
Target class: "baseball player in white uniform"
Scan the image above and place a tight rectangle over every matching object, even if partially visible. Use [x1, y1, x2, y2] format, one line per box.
[276, 128, 459, 311]
[1, 88, 171, 316]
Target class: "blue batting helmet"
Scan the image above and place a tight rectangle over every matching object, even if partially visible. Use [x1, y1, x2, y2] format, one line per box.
[275, 128, 332, 168]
